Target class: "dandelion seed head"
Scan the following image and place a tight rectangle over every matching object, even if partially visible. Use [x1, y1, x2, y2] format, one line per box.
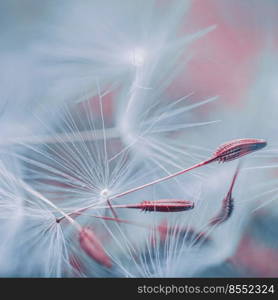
[1, 0, 275, 278]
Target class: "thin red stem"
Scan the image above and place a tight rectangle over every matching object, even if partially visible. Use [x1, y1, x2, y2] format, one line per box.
[110, 158, 215, 200]
[57, 157, 215, 222]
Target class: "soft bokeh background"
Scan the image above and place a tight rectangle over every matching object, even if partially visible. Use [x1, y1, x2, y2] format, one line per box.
[1, 0, 278, 277]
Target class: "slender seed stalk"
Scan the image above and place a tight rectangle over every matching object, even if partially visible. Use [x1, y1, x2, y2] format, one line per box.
[58, 157, 215, 222]
[57, 138, 267, 222]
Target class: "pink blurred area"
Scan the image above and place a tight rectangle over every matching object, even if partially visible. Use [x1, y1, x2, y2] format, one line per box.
[232, 235, 278, 277]
[174, 0, 266, 107]
[229, 209, 278, 277]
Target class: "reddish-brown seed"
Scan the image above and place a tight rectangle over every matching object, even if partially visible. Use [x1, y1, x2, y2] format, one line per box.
[127, 199, 194, 212]
[208, 163, 241, 226]
[212, 138, 267, 163]
[79, 227, 112, 268]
